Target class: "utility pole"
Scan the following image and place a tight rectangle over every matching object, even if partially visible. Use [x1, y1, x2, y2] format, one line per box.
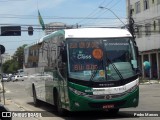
[128, 0, 135, 39]
[128, 0, 130, 19]
[0, 45, 5, 105]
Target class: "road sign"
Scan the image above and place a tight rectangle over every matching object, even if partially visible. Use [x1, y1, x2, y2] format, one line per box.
[0, 26, 21, 36]
[0, 44, 5, 54]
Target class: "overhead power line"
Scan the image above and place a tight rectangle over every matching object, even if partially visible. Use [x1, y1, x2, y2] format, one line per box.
[1, 39, 37, 43]
[81, 0, 124, 27]
[77, 0, 108, 24]
[99, 6, 126, 26]
[76, 0, 116, 25]
[0, 14, 126, 20]
[0, 0, 27, 2]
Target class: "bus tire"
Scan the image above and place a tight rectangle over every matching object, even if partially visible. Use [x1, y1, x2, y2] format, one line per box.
[54, 91, 66, 116]
[32, 84, 40, 107]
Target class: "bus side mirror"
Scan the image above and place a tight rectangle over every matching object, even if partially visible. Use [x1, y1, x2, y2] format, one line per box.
[135, 46, 139, 57]
[137, 67, 142, 76]
[61, 50, 67, 63]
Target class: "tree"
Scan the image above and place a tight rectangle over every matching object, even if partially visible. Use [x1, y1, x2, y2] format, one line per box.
[13, 44, 27, 69]
[2, 59, 18, 73]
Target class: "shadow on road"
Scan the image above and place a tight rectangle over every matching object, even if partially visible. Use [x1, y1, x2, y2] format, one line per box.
[27, 101, 138, 119]
[63, 111, 138, 120]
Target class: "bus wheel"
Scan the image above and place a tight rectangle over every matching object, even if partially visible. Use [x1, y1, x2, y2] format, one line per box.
[32, 85, 40, 107]
[55, 93, 66, 116]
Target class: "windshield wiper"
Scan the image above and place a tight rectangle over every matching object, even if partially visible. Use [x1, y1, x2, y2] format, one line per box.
[106, 58, 124, 80]
[90, 59, 103, 81]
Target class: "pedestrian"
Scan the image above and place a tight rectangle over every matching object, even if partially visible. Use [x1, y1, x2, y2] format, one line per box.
[143, 61, 151, 82]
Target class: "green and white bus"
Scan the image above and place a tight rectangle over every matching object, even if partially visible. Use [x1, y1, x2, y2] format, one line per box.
[24, 28, 139, 115]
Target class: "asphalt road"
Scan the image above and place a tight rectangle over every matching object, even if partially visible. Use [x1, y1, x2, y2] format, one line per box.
[0, 79, 160, 120]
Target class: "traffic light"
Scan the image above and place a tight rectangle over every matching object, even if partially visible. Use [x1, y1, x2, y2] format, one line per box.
[0, 26, 21, 36]
[0, 44, 5, 54]
[28, 26, 33, 35]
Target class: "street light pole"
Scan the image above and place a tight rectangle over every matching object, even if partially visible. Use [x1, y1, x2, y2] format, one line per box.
[99, 6, 126, 26]
[0, 48, 5, 105]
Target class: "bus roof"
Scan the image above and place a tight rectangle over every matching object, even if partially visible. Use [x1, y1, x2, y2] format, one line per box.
[24, 30, 64, 49]
[64, 28, 132, 38]
[25, 28, 132, 49]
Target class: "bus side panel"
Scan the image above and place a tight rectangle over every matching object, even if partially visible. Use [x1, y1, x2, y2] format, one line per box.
[43, 32, 70, 109]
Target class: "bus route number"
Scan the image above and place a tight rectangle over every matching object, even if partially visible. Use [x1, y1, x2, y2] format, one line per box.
[74, 64, 97, 71]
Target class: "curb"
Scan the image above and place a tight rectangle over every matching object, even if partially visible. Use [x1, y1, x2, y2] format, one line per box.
[140, 81, 160, 85]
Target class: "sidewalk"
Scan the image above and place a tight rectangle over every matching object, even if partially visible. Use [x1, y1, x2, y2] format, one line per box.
[0, 82, 21, 120]
[0, 98, 23, 111]
[139, 79, 160, 85]
[0, 99, 39, 120]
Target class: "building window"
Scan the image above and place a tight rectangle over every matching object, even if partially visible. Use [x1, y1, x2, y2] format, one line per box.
[29, 50, 33, 56]
[158, 19, 160, 33]
[144, 0, 149, 10]
[153, 21, 156, 31]
[135, 1, 141, 14]
[136, 26, 142, 38]
[145, 24, 151, 36]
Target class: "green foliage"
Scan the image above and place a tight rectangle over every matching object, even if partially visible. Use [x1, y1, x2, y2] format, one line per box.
[2, 44, 27, 73]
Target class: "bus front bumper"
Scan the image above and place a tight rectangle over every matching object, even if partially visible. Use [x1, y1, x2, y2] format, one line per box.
[69, 87, 139, 111]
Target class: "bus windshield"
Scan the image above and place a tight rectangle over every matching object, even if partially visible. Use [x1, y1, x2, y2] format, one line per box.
[67, 38, 137, 81]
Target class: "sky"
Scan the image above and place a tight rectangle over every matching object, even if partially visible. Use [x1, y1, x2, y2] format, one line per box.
[0, 0, 127, 56]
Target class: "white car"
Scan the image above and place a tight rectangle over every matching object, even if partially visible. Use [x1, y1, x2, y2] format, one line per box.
[12, 75, 24, 82]
[1, 76, 10, 82]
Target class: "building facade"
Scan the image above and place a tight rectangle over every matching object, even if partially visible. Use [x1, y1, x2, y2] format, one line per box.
[1, 53, 11, 64]
[45, 22, 73, 35]
[127, 0, 160, 79]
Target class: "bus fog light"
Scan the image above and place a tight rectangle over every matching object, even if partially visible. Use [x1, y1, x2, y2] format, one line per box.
[75, 102, 80, 107]
[133, 98, 137, 103]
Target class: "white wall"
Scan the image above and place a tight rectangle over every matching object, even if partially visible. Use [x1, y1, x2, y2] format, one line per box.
[128, 0, 160, 52]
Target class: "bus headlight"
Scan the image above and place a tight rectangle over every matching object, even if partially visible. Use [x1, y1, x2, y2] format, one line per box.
[69, 87, 87, 96]
[126, 83, 139, 93]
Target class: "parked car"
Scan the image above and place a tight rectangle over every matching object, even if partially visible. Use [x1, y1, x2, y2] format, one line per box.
[12, 75, 24, 82]
[0, 82, 2, 93]
[1, 76, 10, 82]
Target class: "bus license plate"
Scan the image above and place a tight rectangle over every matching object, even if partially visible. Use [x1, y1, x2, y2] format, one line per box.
[103, 104, 114, 109]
